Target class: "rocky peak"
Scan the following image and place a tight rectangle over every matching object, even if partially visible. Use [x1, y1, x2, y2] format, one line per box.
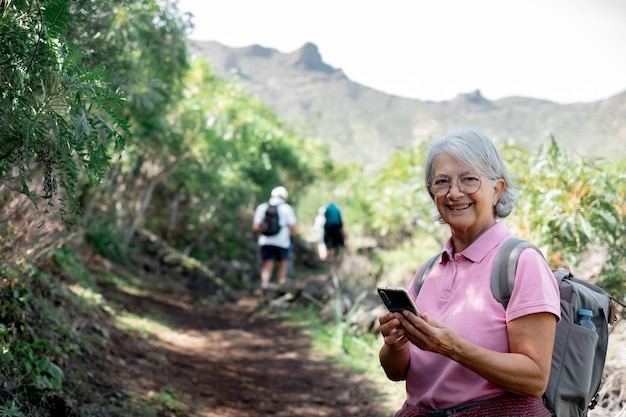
[287, 42, 336, 73]
[240, 44, 275, 58]
[451, 89, 491, 105]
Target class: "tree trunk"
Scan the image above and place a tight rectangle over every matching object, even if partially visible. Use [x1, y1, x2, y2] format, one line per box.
[121, 179, 159, 251]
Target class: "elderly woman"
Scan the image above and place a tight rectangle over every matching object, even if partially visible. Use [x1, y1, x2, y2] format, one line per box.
[378, 128, 560, 416]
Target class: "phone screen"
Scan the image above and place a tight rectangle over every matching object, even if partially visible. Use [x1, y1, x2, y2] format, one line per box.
[377, 286, 419, 315]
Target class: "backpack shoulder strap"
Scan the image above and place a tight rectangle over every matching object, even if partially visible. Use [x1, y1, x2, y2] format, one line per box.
[414, 237, 545, 306]
[413, 254, 440, 295]
[492, 237, 544, 309]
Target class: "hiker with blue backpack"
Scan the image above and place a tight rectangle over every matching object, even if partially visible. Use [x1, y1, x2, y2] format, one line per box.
[252, 186, 297, 289]
[323, 200, 345, 263]
[378, 128, 562, 416]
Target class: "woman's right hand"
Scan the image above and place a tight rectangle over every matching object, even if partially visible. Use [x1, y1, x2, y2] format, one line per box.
[379, 312, 411, 380]
[379, 312, 408, 349]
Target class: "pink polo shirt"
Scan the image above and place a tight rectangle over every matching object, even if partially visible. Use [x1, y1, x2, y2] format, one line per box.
[405, 221, 560, 410]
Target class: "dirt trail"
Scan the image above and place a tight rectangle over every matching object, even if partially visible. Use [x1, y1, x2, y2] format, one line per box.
[96, 281, 391, 417]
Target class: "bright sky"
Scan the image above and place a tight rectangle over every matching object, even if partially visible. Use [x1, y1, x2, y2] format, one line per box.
[176, 0, 626, 104]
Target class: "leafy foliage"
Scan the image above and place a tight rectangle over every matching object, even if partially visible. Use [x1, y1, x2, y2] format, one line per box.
[88, 57, 331, 264]
[0, 0, 128, 215]
[0, 253, 73, 412]
[0, 401, 25, 417]
[358, 144, 444, 248]
[0, 0, 192, 413]
[509, 138, 622, 265]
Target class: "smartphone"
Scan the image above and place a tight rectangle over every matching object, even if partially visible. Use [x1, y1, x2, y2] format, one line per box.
[377, 286, 420, 315]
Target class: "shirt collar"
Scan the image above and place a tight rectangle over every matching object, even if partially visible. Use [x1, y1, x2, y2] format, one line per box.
[441, 221, 512, 263]
[269, 196, 285, 205]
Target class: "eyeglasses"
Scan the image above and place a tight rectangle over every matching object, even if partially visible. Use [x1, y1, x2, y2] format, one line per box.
[428, 174, 483, 197]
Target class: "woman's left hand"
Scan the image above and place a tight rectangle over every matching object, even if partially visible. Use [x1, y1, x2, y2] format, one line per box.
[396, 311, 460, 357]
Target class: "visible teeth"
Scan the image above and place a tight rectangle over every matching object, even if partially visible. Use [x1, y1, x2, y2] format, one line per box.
[450, 204, 469, 210]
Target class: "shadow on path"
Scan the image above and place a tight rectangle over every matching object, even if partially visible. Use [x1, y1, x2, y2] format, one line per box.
[93, 282, 391, 417]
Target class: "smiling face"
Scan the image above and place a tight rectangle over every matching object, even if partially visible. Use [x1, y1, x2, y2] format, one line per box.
[432, 153, 504, 247]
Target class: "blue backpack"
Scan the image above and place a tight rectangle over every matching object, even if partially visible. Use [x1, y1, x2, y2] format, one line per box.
[413, 237, 618, 417]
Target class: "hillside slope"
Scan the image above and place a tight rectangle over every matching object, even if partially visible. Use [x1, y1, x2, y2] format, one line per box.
[190, 40, 626, 169]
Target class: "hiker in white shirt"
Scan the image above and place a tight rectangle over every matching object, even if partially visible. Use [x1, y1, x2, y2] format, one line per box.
[252, 186, 297, 288]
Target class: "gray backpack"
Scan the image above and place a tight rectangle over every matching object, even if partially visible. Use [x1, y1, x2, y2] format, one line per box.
[414, 237, 617, 417]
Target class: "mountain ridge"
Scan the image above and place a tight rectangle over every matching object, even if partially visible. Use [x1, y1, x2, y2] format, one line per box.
[190, 40, 626, 169]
